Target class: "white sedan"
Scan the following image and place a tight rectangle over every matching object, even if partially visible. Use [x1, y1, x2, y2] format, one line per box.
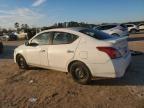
[14, 27, 131, 84]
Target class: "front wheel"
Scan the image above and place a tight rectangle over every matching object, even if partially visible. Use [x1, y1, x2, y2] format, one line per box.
[70, 62, 91, 84]
[17, 55, 28, 69]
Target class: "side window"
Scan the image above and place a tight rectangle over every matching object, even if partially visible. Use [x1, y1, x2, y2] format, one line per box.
[97, 26, 112, 30]
[97, 25, 117, 30]
[52, 32, 78, 45]
[105, 25, 116, 29]
[96, 26, 103, 30]
[31, 32, 51, 45]
[120, 24, 127, 28]
[127, 25, 132, 27]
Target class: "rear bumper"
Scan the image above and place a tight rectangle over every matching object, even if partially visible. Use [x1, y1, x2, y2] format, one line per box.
[90, 52, 131, 78]
[112, 52, 131, 77]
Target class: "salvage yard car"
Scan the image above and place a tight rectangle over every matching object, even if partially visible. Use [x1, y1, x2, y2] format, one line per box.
[14, 27, 131, 84]
[94, 24, 129, 37]
[126, 24, 139, 34]
[138, 23, 144, 31]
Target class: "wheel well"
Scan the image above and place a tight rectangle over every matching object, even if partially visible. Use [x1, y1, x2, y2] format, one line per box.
[68, 60, 90, 73]
[130, 29, 136, 31]
[16, 54, 23, 63]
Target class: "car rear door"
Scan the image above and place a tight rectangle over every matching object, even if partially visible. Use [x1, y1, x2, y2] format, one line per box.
[48, 32, 79, 71]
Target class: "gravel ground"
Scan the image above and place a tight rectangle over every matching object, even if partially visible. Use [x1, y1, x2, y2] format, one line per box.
[0, 32, 144, 108]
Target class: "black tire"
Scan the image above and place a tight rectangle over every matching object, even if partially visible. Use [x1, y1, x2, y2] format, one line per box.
[17, 55, 28, 69]
[130, 29, 136, 34]
[70, 62, 91, 84]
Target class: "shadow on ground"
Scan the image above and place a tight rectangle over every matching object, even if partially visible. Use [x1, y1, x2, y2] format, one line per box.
[91, 51, 144, 86]
[0, 45, 17, 59]
[128, 37, 144, 42]
[135, 31, 144, 34]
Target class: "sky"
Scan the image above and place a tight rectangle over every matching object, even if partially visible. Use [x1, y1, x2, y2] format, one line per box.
[0, 0, 144, 28]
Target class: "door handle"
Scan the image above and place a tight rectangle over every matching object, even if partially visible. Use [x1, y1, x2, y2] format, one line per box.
[67, 50, 74, 53]
[40, 50, 46, 52]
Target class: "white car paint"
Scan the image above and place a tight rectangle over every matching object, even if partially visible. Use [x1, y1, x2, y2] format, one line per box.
[139, 24, 144, 30]
[126, 24, 139, 33]
[14, 28, 131, 78]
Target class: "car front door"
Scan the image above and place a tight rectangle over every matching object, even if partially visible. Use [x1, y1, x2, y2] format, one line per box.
[48, 32, 79, 71]
[25, 32, 52, 67]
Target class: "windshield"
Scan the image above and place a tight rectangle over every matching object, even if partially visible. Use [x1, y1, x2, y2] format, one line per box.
[79, 29, 113, 40]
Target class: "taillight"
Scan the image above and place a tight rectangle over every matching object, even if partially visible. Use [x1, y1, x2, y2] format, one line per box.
[97, 47, 122, 59]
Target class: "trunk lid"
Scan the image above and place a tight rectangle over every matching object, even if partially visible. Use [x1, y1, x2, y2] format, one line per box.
[105, 37, 129, 56]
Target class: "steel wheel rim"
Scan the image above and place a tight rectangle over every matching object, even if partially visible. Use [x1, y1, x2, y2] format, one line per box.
[75, 67, 87, 79]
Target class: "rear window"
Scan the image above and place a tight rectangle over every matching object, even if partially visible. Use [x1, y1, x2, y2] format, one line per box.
[79, 29, 112, 40]
[97, 25, 117, 30]
[126, 25, 133, 27]
[120, 24, 127, 28]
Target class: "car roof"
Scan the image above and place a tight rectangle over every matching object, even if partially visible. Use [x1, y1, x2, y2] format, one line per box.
[44, 27, 88, 32]
[35, 27, 91, 38]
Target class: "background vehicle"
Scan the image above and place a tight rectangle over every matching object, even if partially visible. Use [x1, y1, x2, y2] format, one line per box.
[138, 23, 144, 30]
[94, 24, 129, 37]
[126, 24, 139, 34]
[0, 40, 3, 53]
[0, 35, 10, 41]
[14, 28, 131, 84]
[9, 33, 18, 41]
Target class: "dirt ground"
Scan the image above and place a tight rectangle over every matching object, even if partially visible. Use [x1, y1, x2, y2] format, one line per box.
[0, 32, 144, 108]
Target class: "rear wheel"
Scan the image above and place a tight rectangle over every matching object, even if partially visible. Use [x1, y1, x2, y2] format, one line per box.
[130, 29, 136, 34]
[70, 62, 91, 84]
[17, 55, 28, 69]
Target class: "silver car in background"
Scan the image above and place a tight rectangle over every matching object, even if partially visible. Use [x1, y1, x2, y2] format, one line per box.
[126, 24, 139, 34]
[94, 24, 129, 37]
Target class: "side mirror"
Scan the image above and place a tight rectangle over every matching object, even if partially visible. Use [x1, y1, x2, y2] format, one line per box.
[29, 42, 39, 46]
[25, 41, 38, 47]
